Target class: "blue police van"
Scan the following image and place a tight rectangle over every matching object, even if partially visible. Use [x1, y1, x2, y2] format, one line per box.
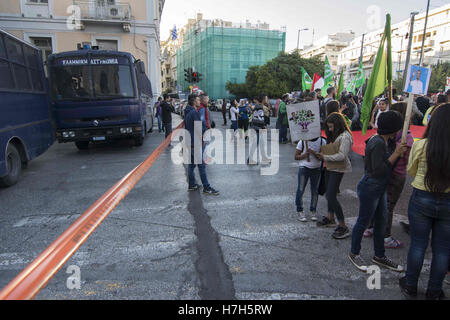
[47, 45, 154, 149]
[0, 29, 54, 187]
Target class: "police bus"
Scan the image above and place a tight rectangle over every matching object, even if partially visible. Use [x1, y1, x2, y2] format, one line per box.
[47, 45, 154, 149]
[0, 29, 54, 187]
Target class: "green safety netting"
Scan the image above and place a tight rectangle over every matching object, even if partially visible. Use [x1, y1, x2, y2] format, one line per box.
[177, 26, 286, 99]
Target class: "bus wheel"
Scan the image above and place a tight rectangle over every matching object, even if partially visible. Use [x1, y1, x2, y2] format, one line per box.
[75, 141, 89, 150]
[0, 144, 22, 187]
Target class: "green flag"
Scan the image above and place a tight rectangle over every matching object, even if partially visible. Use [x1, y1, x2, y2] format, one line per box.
[355, 60, 365, 88]
[301, 67, 312, 91]
[346, 76, 357, 94]
[321, 56, 335, 97]
[336, 71, 344, 99]
[360, 14, 392, 135]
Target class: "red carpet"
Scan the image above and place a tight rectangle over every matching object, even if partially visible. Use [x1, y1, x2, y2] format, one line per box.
[320, 125, 427, 156]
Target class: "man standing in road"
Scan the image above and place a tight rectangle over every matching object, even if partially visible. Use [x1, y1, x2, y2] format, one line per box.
[199, 93, 212, 130]
[184, 94, 219, 195]
[276, 94, 289, 144]
[221, 99, 228, 126]
[161, 94, 175, 144]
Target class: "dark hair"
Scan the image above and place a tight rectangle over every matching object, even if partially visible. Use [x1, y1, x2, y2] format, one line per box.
[390, 102, 407, 122]
[327, 87, 335, 95]
[325, 112, 351, 143]
[188, 94, 197, 106]
[199, 93, 208, 100]
[282, 94, 289, 101]
[437, 94, 446, 104]
[163, 93, 170, 100]
[422, 103, 450, 193]
[326, 100, 340, 116]
[158, 97, 163, 101]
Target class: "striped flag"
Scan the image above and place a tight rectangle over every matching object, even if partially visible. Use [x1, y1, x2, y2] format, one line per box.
[171, 25, 177, 41]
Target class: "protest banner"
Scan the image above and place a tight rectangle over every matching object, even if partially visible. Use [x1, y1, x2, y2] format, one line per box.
[286, 100, 321, 143]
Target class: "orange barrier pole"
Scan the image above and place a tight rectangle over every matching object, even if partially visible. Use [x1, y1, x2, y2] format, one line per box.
[0, 122, 184, 300]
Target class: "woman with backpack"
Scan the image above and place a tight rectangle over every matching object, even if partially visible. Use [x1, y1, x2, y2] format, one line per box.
[309, 112, 353, 239]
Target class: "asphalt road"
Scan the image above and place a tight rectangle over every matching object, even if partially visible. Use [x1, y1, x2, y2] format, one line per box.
[0, 112, 447, 300]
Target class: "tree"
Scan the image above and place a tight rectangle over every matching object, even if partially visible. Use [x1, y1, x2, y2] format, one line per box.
[226, 52, 324, 98]
[428, 61, 449, 93]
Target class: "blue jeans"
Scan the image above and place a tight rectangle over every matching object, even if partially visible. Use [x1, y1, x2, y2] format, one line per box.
[406, 188, 450, 292]
[231, 120, 238, 131]
[157, 114, 163, 132]
[295, 167, 321, 212]
[187, 148, 210, 188]
[351, 176, 388, 258]
[279, 124, 288, 143]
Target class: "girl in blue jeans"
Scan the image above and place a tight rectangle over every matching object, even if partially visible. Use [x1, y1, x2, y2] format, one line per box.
[348, 111, 407, 273]
[399, 103, 450, 300]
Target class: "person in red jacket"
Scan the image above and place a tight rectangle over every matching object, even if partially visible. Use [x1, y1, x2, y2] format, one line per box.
[199, 93, 211, 129]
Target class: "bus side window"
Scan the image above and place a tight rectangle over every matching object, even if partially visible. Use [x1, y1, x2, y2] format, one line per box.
[0, 34, 6, 58]
[5, 37, 25, 65]
[0, 60, 14, 90]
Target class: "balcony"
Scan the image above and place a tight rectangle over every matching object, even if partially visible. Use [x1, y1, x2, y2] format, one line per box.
[73, 1, 131, 22]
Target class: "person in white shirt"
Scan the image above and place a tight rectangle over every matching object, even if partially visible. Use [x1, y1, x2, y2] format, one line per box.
[409, 70, 424, 95]
[294, 136, 327, 222]
[229, 99, 239, 131]
[370, 98, 390, 129]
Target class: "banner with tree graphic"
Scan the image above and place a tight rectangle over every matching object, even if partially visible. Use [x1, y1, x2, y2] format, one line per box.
[286, 100, 321, 142]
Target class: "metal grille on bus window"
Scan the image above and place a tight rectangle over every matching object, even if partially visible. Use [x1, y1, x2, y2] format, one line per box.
[13, 64, 32, 90]
[30, 69, 44, 91]
[5, 37, 25, 64]
[0, 35, 5, 58]
[0, 60, 14, 89]
[24, 46, 40, 69]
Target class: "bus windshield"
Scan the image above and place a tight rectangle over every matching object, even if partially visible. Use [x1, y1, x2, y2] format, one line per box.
[51, 63, 135, 101]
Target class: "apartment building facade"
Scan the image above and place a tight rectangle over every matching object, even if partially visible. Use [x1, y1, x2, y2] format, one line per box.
[338, 3, 450, 83]
[0, 0, 165, 98]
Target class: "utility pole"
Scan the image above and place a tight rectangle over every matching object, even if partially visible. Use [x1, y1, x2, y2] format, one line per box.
[296, 28, 309, 51]
[419, 0, 431, 66]
[359, 33, 365, 64]
[403, 11, 419, 90]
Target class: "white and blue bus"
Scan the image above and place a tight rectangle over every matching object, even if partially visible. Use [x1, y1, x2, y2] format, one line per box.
[0, 29, 54, 187]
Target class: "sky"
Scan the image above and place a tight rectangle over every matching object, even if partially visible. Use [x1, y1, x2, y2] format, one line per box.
[160, 0, 448, 51]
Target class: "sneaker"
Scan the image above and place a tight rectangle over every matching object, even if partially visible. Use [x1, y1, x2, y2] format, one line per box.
[316, 216, 337, 228]
[246, 158, 257, 165]
[372, 256, 404, 272]
[261, 158, 272, 165]
[203, 186, 220, 195]
[363, 228, 373, 238]
[384, 236, 404, 249]
[332, 226, 351, 239]
[425, 289, 446, 300]
[399, 276, 417, 299]
[297, 211, 307, 222]
[310, 211, 318, 222]
[188, 184, 200, 191]
[348, 253, 368, 272]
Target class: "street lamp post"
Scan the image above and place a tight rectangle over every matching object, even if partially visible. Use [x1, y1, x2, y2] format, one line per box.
[403, 11, 419, 90]
[296, 28, 309, 51]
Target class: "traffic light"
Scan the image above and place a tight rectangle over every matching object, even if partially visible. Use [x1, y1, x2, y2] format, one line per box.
[191, 71, 202, 83]
[184, 68, 192, 83]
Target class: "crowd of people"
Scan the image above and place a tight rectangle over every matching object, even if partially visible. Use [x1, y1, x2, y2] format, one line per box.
[153, 87, 450, 300]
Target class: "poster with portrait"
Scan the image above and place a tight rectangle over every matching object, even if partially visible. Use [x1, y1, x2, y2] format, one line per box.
[404, 64, 431, 95]
[286, 100, 321, 142]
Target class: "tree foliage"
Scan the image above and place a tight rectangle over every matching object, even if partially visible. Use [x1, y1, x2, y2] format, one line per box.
[226, 52, 324, 99]
[428, 61, 449, 93]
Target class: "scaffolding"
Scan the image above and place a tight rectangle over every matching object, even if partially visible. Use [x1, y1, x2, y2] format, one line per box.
[176, 26, 286, 99]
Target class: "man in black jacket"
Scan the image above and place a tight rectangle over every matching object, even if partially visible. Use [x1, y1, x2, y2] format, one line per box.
[161, 94, 175, 142]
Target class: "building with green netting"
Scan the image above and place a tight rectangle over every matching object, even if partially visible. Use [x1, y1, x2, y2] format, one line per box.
[176, 25, 286, 99]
